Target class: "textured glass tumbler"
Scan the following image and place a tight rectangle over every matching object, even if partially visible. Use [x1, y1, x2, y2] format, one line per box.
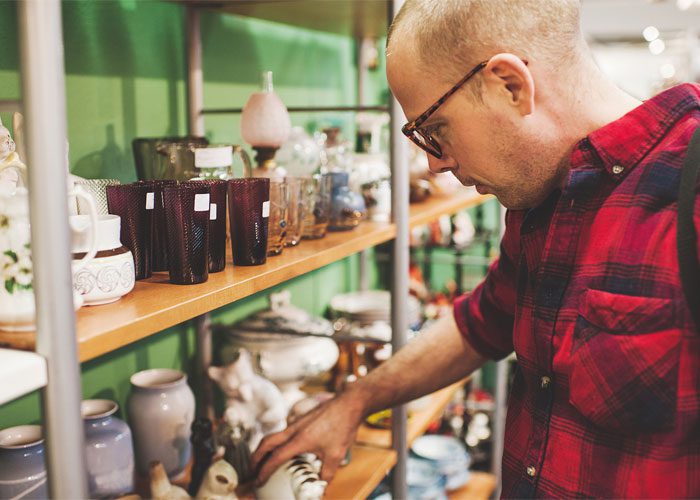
[284, 177, 307, 247]
[135, 179, 178, 272]
[302, 174, 332, 240]
[163, 184, 211, 285]
[267, 179, 289, 256]
[75, 178, 121, 215]
[187, 180, 227, 273]
[106, 183, 154, 280]
[227, 178, 270, 266]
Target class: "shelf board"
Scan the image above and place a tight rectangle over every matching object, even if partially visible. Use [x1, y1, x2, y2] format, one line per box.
[356, 380, 465, 449]
[178, 0, 390, 38]
[0, 188, 490, 362]
[325, 445, 397, 500]
[448, 472, 498, 500]
[0, 349, 47, 404]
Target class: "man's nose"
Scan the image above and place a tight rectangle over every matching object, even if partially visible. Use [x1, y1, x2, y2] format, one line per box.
[427, 152, 457, 174]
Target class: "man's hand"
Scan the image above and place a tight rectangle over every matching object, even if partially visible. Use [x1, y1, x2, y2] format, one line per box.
[251, 388, 367, 485]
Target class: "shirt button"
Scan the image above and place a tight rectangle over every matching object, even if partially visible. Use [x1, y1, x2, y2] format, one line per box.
[527, 466, 537, 477]
[540, 376, 551, 389]
[612, 164, 624, 175]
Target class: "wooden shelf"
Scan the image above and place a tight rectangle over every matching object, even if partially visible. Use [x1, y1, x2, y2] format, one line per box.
[356, 380, 465, 449]
[448, 472, 498, 500]
[0, 189, 490, 362]
[325, 445, 397, 500]
[178, 0, 390, 38]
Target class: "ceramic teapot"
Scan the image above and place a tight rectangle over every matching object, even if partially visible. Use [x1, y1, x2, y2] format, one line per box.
[0, 186, 98, 331]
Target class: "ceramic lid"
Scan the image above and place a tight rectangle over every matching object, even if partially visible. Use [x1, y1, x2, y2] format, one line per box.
[231, 291, 333, 339]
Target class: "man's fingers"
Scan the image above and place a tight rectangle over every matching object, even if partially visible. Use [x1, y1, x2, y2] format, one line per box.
[251, 427, 295, 470]
[318, 449, 345, 483]
[255, 438, 310, 487]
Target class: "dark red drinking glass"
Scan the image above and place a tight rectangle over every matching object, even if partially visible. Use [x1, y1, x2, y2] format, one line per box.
[135, 179, 178, 272]
[186, 180, 228, 273]
[106, 183, 154, 280]
[227, 178, 270, 266]
[163, 183, 211, 285]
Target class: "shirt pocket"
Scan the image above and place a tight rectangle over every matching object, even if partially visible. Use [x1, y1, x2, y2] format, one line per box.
[568, 288, 682, 434]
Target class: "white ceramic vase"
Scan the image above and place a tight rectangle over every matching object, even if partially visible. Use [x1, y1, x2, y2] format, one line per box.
[70, 214, 135, 305]
[127, 369, 195, 479]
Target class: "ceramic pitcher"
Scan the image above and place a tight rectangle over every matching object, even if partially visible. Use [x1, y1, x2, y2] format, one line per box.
[82, 399, 135, 498]
[0, 186, 98, 331]
[0, 425, 47, 499]
[127, 369, 195, 479]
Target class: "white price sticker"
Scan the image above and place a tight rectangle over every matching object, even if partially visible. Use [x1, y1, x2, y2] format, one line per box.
[194, 193, 211, 212]
[210, 203, 217, 220]
[194, 146, 233, 168]
[262, 200, 270, 218]
[146, 192, 155, 210]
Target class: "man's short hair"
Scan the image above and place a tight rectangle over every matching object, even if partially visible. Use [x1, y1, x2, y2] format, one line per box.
[388, 0, 584, 90]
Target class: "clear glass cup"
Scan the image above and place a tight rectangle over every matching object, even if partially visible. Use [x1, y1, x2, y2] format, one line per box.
[302, 174, 332, 240]
[267, 179, 289, 256]
[284, 177, 308, 247]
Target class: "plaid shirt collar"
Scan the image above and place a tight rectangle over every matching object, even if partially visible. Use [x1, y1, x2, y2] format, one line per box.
[579, 83, 700, 178]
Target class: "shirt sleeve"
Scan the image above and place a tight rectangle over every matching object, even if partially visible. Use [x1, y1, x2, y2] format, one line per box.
[453, 209, 521, 360]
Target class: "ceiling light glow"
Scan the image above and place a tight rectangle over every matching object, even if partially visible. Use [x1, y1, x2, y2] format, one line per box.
[649, 39, 666, 55]
[643, 26, 659, 42]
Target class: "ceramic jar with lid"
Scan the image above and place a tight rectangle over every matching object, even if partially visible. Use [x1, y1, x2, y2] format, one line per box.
[221, 291, 339, 406]
[0, 425, 47, 499]
[81, 399, 135, 497]
[70, 214, 135, 306]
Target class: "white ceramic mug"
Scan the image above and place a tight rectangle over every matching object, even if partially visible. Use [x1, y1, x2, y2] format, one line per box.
[70, 214, 135, 306]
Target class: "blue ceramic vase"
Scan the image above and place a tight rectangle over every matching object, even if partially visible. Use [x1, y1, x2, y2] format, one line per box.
[328, 171, 365, 231]
[0, 425, 47, 499]
[82, 399, 135, 498]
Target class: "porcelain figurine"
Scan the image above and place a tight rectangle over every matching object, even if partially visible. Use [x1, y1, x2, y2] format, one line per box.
[189, 418, 216, 496]
[255, 454, 327, 500]
[194, 459, 238, 500]
[0, 116, 27, 192]
[328, 171, 365, 231]
[215, 422, 253, 484]
[208, 349, 287, 453]
[149, 461, 190, 500]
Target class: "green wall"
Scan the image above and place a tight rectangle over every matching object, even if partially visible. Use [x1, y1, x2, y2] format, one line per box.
[0, 0, 386, 428]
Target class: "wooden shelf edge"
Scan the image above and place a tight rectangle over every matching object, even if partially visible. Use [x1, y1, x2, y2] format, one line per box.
[325, 445, 397, 500]
[0, 189, 493, 363]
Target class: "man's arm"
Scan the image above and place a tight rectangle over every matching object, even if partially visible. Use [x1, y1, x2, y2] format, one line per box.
[252, 313, 487, 483]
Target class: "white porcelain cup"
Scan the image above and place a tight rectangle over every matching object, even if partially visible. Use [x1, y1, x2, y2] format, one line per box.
[70, 214, 135, 306]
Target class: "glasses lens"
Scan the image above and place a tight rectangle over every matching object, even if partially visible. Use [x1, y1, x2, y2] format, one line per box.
[412, 130, 441, 158]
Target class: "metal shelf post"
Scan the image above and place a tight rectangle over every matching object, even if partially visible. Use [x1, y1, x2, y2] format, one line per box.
[17, 0, 88, 497]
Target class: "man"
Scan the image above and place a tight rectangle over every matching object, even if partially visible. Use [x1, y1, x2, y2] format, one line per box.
[253, 0, 700, 497]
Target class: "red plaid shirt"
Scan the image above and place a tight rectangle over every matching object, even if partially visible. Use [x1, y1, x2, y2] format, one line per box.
[454, 83, 700, 498]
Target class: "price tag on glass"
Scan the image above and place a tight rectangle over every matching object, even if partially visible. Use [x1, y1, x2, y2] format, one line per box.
[146, 192, 155, 210]
[262, 200, 270, 218]
[210, 203, 217, 220]
[194, 193, 211, 212]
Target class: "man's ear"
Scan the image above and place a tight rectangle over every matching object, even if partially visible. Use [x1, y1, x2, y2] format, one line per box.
[482, 53, 535, 116]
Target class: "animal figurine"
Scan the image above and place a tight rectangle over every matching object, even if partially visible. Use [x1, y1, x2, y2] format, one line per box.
[149, 461, 189, 500]
[215, 422, 253, 484]
[195, 459, 238, 500]
[0, 115, 26, 192]
[255, 454, 327, 500]
[189, 417, 217, 495]
[208, 349, 287, 452]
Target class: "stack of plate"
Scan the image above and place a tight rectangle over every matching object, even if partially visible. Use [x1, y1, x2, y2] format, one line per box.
[407, 457, 448, 500]
[411, 435, 472, 492]
[330, 290, 422, 327]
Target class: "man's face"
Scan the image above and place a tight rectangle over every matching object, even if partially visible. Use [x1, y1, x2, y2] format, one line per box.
[387, 47, 562, 210]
